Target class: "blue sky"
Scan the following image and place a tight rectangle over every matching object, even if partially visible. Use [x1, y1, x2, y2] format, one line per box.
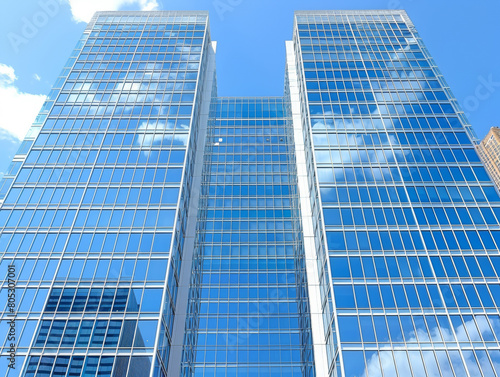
[0, 0, 499, 178]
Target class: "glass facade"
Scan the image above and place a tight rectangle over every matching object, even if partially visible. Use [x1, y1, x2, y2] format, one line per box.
[290, 10, 500, 377]
[181, 98, 315, 376]
[0, 11, 213, 377]
[0, 8, 499, 377]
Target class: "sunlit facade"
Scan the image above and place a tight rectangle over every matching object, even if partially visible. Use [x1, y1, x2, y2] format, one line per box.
[0, 11, 215, 377]
[0, 9, 499, 377]
[477, 127, 500, 190]
[289, 10, 500, 377]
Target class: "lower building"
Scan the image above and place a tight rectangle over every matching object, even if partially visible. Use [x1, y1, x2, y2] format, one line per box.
[477, 127, 500, 190]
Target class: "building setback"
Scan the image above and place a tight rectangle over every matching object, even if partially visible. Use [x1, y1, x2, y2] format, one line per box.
[0, 9, 500, 377]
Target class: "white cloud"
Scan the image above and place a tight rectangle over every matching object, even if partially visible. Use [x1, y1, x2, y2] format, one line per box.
[65, 0, 160, 23]
[0, 63, 46, 141]
[33, 73, 41, 81]
[0, 64, 16, 85]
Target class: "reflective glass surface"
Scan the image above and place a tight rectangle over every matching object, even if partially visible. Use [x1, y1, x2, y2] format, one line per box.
[0, 11, 209, 377]
[293, 10, 500, 377]
[181, 98, 316, 376]
[0, 9, 499, 377]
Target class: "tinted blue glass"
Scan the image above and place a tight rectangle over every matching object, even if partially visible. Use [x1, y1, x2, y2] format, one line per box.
[0, 11, 209, 377]
[1, 9, 498, 377]
[181, 98, 315, 376]
[294, 9, 500, 377]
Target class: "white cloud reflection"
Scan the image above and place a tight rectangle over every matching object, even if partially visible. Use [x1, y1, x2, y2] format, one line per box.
[352, 316, 500, 377]
[134, 120, 188, 156]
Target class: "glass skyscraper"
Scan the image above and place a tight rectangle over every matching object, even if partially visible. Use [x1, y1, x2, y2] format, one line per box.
[1, 9, 500, 377]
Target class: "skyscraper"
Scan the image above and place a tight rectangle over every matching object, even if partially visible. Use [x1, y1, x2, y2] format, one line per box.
[477, 127, 500, 190]
[1, 9, 500, 377]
